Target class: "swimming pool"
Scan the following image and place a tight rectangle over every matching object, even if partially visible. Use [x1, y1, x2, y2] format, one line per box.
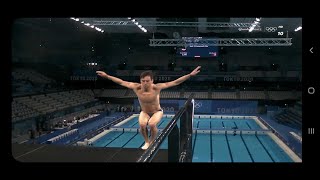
[89, 114, 301, 162]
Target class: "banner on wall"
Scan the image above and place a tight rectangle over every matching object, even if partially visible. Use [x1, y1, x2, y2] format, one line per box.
[211, 100, 258, 114]
[134, 99, 258, 114]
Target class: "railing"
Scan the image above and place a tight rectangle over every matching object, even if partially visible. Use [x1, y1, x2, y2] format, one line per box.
[137, 93, 194, 162]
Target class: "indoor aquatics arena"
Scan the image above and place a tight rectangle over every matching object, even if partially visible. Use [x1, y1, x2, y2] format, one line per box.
[11, 17, 302, 162]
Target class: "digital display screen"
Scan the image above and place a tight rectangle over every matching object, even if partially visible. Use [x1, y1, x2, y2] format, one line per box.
[176, 37, 219, 58]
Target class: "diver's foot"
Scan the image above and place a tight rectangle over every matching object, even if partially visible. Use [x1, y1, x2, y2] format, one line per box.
[141, 143, 150, 150]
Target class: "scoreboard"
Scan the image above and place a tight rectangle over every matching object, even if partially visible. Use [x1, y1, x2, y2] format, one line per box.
[176, 37, 219, 58]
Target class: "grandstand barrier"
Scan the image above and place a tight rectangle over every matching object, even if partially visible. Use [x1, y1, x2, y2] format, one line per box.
[46, 129, 79, 144]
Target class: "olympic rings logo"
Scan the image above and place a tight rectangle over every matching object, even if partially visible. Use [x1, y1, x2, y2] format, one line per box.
[194, 101, 202, 109]
[265, 27, 277, 32]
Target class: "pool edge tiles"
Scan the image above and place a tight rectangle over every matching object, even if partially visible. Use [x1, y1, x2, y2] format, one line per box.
[252, 116, 269, 130]
[267, 132, 302, 162]
[113, 114, 139, 127]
